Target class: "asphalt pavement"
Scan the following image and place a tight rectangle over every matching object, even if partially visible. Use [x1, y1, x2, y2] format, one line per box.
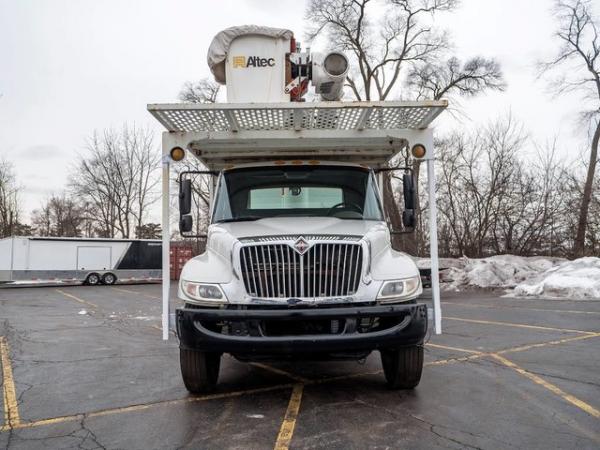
[0, 285, 599, 449]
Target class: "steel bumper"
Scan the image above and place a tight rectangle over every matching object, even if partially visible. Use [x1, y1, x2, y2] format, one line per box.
[176, 303, 428, 355]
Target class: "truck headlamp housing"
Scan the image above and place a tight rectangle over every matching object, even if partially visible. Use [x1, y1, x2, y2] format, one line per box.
[377, 276, 421, 303]
[181, 280, 227, 304]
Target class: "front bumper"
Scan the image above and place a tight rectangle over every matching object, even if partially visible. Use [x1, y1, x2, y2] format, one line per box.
[176, 303, 427, 356]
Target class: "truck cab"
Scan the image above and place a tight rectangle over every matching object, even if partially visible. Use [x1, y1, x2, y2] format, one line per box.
[175, 160, 427, 392]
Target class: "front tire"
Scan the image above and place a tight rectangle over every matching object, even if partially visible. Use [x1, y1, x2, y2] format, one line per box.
[180, 348, 221, 394]
[380, 345, 424, 389]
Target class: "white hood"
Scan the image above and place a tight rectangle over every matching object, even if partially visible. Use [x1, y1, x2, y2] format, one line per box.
[214, 217, 383, 239]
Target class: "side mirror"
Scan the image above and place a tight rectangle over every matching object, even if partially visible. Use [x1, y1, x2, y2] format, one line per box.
[179, 179, 192, 215]
[402, 209, 416, 228]
[179, 214, 193, 233]
[403, 173, 416, 210]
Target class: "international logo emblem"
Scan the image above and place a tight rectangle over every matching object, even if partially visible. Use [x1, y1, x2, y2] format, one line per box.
[293, 237, 310, 255]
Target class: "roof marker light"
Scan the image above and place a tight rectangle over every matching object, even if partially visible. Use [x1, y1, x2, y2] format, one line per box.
[411, 144, 426, 159]
[170, 147, 186, 162]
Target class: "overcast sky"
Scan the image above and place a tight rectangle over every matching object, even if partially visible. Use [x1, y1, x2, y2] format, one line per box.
[0, 0, 586, 223]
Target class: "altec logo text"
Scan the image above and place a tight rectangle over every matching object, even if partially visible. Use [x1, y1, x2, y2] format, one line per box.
[232, 56, 275, 68]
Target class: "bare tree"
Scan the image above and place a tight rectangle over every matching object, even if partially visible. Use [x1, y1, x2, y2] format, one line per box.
[540, 0, 600, 256]
[31, 194, 84, 237]
[407, 56, 505, 101]
[0, 158, 21, 238]
[136, 223, 162, 239]
[306, 0, 505, 255]
[306, 0, 454, 101]
[178, 78, 221, 103]
[434, 117, 526, 257]
[427, 115, 578, 258]
[70, 125, 161, 238]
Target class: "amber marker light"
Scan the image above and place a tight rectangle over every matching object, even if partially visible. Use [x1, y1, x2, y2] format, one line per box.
[170, 147, 186, 162]
[411, 143, 426, 159]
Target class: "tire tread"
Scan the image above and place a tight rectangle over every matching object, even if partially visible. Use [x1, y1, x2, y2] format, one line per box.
[180, 348, 220, 393]
[381, 345, 423, 389]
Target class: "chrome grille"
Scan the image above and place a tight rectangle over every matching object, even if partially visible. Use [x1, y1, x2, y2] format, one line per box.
[240, 243, 363, 299]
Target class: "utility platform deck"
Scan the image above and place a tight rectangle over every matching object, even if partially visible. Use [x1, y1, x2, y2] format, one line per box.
[148, 100, 447, 169]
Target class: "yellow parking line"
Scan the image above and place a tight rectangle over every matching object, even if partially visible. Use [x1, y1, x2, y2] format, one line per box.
[496, 333, 600, 355]
[426, 334, 600, 367]
[445, 316, 594, 334]
[111, 287, 159, 300]
[2, 331, 598, 434]
[426, 343, 482, 354]
[55, 289, 98, 309]
[442, 302, 600, 315]
[250, 363, 310, 383]
[274, 384, 304, 450]
[1, 336, 20, 428]
[312, 369, 384, 383]
[490, 354, 600, 419]
[1, 383, 294, 432]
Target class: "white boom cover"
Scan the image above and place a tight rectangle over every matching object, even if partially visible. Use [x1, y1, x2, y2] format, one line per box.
[207, 25, 293, 84]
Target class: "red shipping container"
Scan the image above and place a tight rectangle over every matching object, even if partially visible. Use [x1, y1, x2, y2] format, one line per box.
[169, 243, 194, 280]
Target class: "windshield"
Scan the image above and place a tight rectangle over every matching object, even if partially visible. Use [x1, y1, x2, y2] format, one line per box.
[212, 165, 384, 223]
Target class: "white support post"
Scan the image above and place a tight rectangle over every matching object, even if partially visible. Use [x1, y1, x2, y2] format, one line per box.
[426, 157, 442, 334]
[161, 157, 171, 341]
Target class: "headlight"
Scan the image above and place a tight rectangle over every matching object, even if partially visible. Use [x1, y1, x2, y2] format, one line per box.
[181, 280, 227, 304]
[377, 276, 421, 303]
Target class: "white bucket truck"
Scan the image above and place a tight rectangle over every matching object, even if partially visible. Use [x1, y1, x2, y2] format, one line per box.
[148, 26, 446, 393]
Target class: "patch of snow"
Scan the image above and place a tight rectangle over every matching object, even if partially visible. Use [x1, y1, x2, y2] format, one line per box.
[418, 254, 599, 299]
[133, 316, 159, 321]
[512, 257, 600, 299]
[78, 309, 88, 315]
[451, 255, 563, 289]
[418, 255, 564, 291]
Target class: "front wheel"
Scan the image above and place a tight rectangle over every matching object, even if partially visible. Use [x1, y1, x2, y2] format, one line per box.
[380, 345, 424, 389]
[180, 348, 221, 394]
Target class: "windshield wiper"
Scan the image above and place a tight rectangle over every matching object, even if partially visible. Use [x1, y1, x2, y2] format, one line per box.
[215, 216, 262, 223]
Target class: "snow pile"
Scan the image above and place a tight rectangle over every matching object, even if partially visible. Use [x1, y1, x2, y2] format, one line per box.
[445, 255, 563, 290]
[513, 257, 600, 299]
[417, 255, 600, 299]
[417, 255, 564, 290]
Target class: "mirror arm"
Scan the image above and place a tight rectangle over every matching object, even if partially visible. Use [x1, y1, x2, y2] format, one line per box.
[375, 166, 413, 174]
[178, 170, 218, 182]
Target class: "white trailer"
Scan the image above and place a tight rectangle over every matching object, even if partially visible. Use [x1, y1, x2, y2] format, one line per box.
[148, 25, 445, 392]
[0, 236, 162, 286]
